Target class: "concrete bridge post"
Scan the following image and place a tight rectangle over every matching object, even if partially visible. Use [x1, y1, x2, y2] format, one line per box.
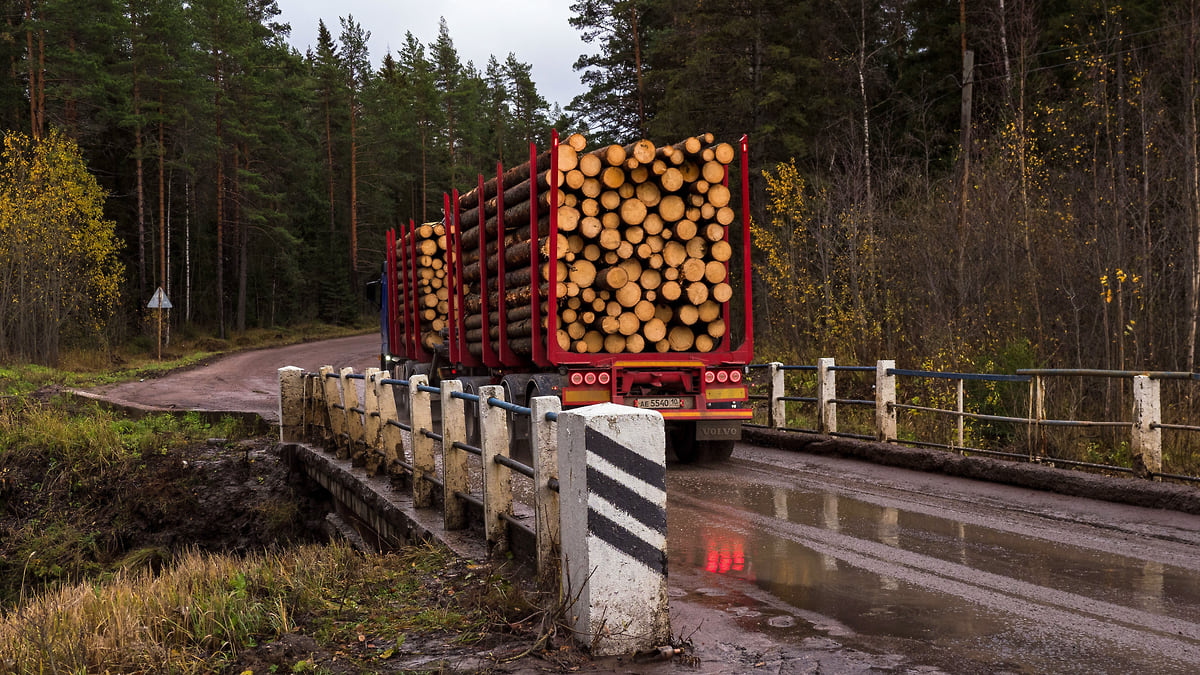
[339, 367, 366, 461]
[362, 368, 382, 468]
[558, 403, 669, 656]
[408, 374, 437, 508]
[278, 366, 304, 443]
[318, 366, 344, 451]
[876, 360, 897, 441]
[478, 385, 513, 557]
[373, 372, 405, 475]
[768, 362, 785, 429]
[440, 380, 470, 530]
[817, 357, 837, 434]
[531, 395, 562, 587]
[1132, 375, 1162, 479]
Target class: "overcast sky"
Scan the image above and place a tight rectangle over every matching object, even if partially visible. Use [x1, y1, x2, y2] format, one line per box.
[275, 0, 594, 110]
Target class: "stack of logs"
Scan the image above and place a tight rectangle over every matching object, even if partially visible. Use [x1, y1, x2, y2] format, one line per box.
[409, 221, 449, 349]
[455, 133, 736, 355]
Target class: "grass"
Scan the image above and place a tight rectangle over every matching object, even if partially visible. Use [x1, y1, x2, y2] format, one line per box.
[0, 542, 543, 674]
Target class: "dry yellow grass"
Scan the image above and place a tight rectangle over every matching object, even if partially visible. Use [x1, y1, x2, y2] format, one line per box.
[0, 543, 358, 674]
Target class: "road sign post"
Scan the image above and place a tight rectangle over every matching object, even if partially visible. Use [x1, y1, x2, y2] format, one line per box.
[147, 287, 172, 360]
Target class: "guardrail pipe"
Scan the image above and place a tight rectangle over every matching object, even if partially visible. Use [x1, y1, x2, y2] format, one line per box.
[558, 403, 669, 656]
[768, 362, 785, 429]
[409, 375, 436, 508]
[278, 366, 304, 443]
[441, 380, 470, 529]
[817, 358, 836, 434]
[531, 395, 562, 587]
[479, 385, 513, 556]
[876, 360, 896, 441]
[1132, 375, 1162, 479]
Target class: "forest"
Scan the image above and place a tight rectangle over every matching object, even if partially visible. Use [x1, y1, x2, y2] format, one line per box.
[2, 0, 1199, 376]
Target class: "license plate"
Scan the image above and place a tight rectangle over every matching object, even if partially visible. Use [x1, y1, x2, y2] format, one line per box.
[633, 396, 685, 409]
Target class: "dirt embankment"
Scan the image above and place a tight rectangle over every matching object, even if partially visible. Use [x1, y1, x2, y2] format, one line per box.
[0, 436, 330, 605]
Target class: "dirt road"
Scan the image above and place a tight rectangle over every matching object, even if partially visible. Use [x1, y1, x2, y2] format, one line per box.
[92, 334, 380, 422]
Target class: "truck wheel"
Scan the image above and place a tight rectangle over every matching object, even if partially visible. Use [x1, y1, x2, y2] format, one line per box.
[668, 424, 702, 463]
[699, 440, 735, 462]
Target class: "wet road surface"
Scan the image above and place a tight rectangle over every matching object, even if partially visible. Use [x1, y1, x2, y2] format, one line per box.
[666, 443, 1200, 673]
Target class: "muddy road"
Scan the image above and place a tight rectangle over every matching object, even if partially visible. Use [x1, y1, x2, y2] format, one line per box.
[670, 445, 1200, 673]
[93, 334, 379, 421]
[89, 336, 1200, 672]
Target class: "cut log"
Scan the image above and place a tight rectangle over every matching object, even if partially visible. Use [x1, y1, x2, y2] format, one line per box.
[686, 281, 709, 305]
[711, 282, 733, 303]
[705, 260, 727, 284]
[596, 266, 629, 291]
[658, 195, 685, 222]
[710, 142, 735, 164]
[625, 139, 657, 164]
[668, 325, 694, 351]
[579, 152, 602, 177]
[458, 150, 552, 210]
[621, 198, 647, 225]
[643, 317, 667, 342]
[710, 240, 732, 262]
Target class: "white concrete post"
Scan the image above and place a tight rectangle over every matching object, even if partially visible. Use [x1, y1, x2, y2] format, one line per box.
[339, 367, 366, 461]
[1132, 375, 1162, 479]
[409, 375, 436, 508]
[559, 403, 669, 656]
[318, 365, 344, 451]
[376, 375, 404, 474]
[441, 380, 470, 530]
[876, 360, 896, 442]
[278, 366, 304, 442]
[531, 395, 562, 587]
[817, 357, 837, 434]
[479, 385, 513, 557]
[768, 362, 785, 429]
[363, 368, 382, 458]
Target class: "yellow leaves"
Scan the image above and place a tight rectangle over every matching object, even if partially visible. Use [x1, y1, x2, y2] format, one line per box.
[0, 128, 124, 363]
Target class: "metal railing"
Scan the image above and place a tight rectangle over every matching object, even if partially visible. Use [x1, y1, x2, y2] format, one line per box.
[287, 365, 565, 581]
[745, 360, 1200, 483]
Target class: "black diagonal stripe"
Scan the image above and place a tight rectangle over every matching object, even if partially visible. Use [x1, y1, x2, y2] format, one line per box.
[587, 465, 666, 536]
[588, 507, 667, 574]
[585, 426, 665, 491]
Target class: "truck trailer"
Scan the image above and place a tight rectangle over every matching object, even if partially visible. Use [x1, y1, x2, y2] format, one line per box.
[377, 131, 753, 462]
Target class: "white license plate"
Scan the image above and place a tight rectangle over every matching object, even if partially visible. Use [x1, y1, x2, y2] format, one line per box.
[634, 397, 686, 409]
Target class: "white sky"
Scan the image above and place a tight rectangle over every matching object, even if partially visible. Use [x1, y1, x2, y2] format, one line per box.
[275, 0, 594, 109]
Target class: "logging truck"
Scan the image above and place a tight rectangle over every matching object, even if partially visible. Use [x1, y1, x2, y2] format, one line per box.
[376, 131, 753, 462]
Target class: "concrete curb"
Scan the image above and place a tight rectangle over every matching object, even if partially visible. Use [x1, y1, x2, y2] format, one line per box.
[743, 427, 1200, 515]
[64, 388, 270, 434]
[279, 441, 487, 560]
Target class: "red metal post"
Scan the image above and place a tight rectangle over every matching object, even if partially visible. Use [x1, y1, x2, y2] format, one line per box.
[497, 161, 518, 365]
[539, 131, 561, 366]
[453, 190, 481, 367]
[408, 218, 428, 362]
[477, 174, 498, 367]
[735, 134, 754, 361]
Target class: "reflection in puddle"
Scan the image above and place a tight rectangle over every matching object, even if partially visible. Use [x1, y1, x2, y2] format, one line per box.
[668, 470, 1199, 674]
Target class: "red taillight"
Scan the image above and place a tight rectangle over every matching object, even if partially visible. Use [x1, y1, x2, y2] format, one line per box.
[570, 372, 584, 386]
[704, 371, 716, 384]
[730, 369, 743, 383]
[717, 370, 729, 383]
[598, 372, 611, 385]
[584, 372, 597, 385]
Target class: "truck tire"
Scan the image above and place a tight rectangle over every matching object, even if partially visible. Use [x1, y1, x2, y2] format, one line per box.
[699, 440, 735, 462]
[667, 424, 702, 463]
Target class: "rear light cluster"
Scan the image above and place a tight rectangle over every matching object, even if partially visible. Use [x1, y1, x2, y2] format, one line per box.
[704, 368, 743, 385]
[568, 370, 611, 386]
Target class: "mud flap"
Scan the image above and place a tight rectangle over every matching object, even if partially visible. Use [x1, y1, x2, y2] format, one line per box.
[696, 420, 741, 442]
